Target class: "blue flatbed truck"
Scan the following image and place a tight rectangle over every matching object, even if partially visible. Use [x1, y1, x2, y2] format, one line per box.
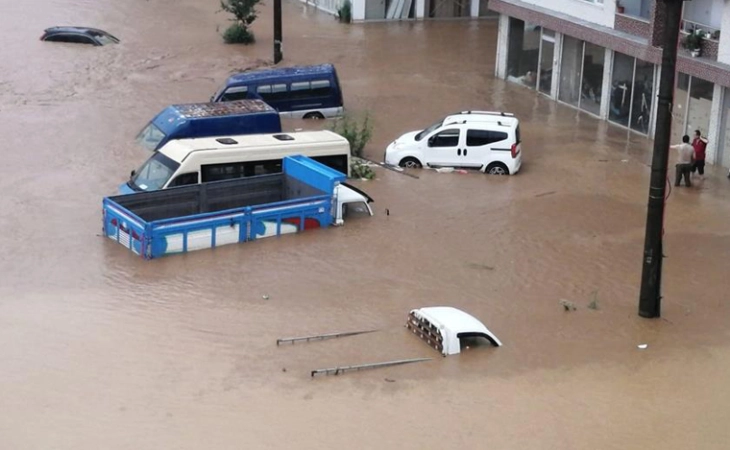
[135, 100, 282, 151]
[102, 155, 373, 259]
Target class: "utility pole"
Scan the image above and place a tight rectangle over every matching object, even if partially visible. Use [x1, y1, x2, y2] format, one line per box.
[638, 0, 686, 318]
[273, 0, 283, 64]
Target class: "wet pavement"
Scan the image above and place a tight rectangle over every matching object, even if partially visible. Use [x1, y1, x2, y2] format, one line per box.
[1, 0, 729, 449]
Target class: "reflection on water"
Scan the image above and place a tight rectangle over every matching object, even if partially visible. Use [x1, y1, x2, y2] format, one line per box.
[1, 0, 730, 449]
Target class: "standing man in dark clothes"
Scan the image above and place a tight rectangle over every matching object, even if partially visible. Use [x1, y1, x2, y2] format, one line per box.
[671, 135, 695, 187]
[691, 129, 708, 180]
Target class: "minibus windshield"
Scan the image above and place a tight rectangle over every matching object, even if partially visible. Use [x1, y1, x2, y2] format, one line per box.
[135, 122, 167, 151]
[130, 151, 180, 191]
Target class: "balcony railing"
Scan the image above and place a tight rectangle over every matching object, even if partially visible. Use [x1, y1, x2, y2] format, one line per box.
[681, 19, 721, 42]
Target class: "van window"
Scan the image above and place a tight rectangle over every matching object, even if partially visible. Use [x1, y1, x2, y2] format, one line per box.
[290, 81, 310, 96]
[257, 83, 288, 102]
[221, 86, 248, 101]
[466, 130, 508, 146]
[312, 155, 349, 175]
[167, 172, 199, 187]
[131, 152, 180, 191]
[136, 122, 167, 151]
[310, 80, 332, 97]
[415, 119, 445, 141]
[428, 129, 460, 147]
[515, 125, 521, 144]
[201, 160, 282, 182]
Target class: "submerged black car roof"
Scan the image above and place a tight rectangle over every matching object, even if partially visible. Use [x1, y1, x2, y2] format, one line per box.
[43, 26, 119, 40]
[45, 26, 108, 34]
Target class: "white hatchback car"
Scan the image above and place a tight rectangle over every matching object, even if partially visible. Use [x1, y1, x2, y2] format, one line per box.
[385, 111, 522, 175]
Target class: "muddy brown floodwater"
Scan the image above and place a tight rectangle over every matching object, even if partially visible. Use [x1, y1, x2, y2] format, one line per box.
[1, 0, 730, 449]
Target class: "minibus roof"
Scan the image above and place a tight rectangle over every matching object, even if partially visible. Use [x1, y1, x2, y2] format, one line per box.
[224, 64, 336, 85]
[170, 100, 275, 118]
[159, 130, 348, 163]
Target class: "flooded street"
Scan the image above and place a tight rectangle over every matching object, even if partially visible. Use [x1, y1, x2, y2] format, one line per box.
[2, 0, 730, 448]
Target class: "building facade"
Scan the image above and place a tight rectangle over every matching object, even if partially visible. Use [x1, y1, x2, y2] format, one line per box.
[490, 0, 730, 170]
[300, 0, 496, 22]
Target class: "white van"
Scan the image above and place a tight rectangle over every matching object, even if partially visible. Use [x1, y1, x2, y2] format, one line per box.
[384, 111, 522, 175]
[121, 130, 351, 194]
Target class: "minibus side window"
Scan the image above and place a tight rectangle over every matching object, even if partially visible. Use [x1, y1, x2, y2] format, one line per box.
[201, 163, 247, 182]
[167, 172, 199, 187]
[221, 86, 248, 101]
[290, 81, 312, 99]
[310, 79, 331, 97]
[257, 83, 288, 102]
[312, 155, 348, 175]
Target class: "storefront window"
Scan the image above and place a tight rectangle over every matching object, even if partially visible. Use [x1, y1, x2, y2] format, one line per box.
[539, 32, 555, 95]
[671, 73, 691, 144]
[580, 43, 605, 116]
[721, 89, 730, 169]
[671, 74, 713, 142]
[629, 61, 654, 133]
[609, 52, 636, 128]
[506, 18, 540, 89]
[687, 78, 714, 137]
[558, 36, 582, 107]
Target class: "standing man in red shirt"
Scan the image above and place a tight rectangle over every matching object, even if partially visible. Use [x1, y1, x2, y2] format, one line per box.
[691, 129, 708, 179]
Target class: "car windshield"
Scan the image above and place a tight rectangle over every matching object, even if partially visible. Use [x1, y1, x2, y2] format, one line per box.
[135, 123, 167, 151]
[130, 152, 179, 191]
[414, 118, 444, 141]
[89, 30, 119, 45]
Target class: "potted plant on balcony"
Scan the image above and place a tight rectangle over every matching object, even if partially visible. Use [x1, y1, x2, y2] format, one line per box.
[684, 31, 704, 57]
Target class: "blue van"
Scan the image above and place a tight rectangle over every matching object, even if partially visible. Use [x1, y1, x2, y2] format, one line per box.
[210, 64, 344, 120]
[135, 100, 282, 151]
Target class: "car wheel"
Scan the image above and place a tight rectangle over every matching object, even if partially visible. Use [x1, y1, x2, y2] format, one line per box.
[399, 157, 422, 169]
[303, 112, 325, 120]
[486, 163, 509, 175]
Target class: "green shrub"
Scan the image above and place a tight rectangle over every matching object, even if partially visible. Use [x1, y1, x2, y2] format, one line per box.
[223, 23, 255, 44]
[219, 0, 260, 44]
[337, 0, 352, 23]
[331, 113, 372, 158]
[350, 159, 376, 180]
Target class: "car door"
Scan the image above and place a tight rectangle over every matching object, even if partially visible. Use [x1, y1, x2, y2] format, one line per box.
[425, 127, 462, 167]
[464, 128, 509, 168]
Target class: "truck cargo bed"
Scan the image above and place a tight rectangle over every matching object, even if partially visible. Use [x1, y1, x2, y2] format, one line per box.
[103, 155, 344, 259]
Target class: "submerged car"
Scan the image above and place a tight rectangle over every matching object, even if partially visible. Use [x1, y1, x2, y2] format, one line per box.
[406, 306, 502, 356]
[40, 27, 119, 46]
[385, 110, 522, 175]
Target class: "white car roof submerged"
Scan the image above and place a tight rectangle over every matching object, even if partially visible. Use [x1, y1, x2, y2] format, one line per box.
[409, 306, 502, 356]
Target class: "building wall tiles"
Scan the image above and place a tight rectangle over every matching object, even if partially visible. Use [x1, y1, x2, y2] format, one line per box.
[615, 13, 651, 40]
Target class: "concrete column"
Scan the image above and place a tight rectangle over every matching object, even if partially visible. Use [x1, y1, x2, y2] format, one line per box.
[649, 64, 660, 138]
[550, 33, 562, 99]
[706, 84, 724, 164]
[599, 49, 613, 120]
[495, 14, 510, 79]
[716, 2, 730, 64]
[415, 0, 426, 19]
[470, 0, 479, 18]
[352, 0, 366, 21]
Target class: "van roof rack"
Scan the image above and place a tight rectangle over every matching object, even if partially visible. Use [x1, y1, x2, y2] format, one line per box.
[457, 110, 515, 117]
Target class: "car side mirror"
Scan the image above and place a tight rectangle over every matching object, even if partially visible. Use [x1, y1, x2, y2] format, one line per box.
[428, 136, 435, 146]
[130, 169, 136, 178]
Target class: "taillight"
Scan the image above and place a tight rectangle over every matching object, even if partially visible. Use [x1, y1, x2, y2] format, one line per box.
[511, 143, 518, 159]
